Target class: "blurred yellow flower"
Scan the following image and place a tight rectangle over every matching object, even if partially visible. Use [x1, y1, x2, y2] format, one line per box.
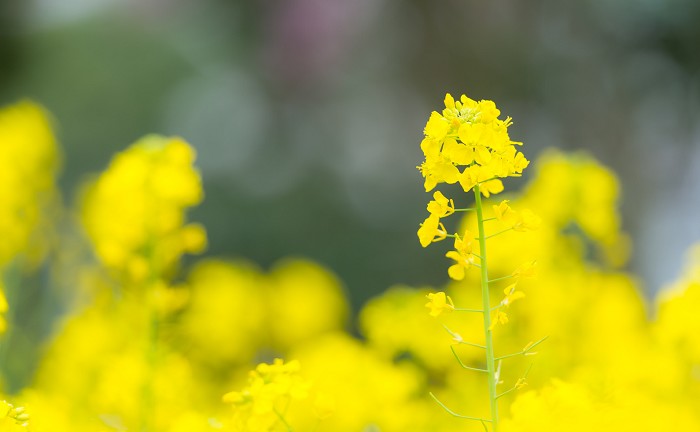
[512, 261, 537, 279]
[501, 283, 525, 307]
[81, 135, 205, 283]
[223, 359, 312, 431]
[0, 100, 60, 269]
[489, 310, 509, 330]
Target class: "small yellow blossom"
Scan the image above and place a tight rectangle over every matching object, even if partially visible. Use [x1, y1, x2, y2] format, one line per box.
[501, 283, 525, 307]
[224, 359, 312, 430]
[493, 200, 518, 224]
[493, 201, 540, 232]
[425, 292, 455, 317]
[512, 261, 537, 279]
[489, 310, 509, 330]
[417, 214, 448, 247]
[446, 232, 475, 280]
[513, 209, 541, 232]
[426, 191, 455, 218]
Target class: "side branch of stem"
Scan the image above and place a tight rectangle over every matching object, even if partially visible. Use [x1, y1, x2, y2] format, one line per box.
[429, 392, 492, 423]
[450, 345, 488, 372]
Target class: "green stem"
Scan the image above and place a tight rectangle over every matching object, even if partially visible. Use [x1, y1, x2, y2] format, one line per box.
[474, 184, 499, 431]
[273, 407, 294, 432]
[454, 307, 484, 313]
[429, 392, 492, 423]
[484, 227, 513, 240]
[141, 241, 160, 432]
[488, 275, 513, 284]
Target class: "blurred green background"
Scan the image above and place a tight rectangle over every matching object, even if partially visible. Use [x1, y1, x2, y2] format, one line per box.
[1, 0, 700, 310]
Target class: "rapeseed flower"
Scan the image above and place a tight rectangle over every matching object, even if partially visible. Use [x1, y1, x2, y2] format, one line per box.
[418, 93, 528, 195]
[81, 135, 205, 283]
[0, 100, 60, 268]
[425, 292, 455, 317]
[445, 233, 475, 281]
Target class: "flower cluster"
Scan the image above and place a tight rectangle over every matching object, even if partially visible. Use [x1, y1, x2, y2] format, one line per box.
[418, 94, 528, 195]
[0, 100, 60, 268]
[223, 359, 312, 431]
[0, 100, 60, 333]
[81, 135, 206, 284]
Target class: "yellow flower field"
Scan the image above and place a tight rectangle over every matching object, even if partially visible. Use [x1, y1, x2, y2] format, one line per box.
[0, 97, 697, 432]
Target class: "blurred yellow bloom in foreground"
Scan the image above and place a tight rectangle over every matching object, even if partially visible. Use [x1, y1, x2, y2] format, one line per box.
[81, 135, 205, 283]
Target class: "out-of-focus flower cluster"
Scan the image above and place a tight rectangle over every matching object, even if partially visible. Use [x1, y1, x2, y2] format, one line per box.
[0, 99, 698, 431]
[0, 101, 60, 333]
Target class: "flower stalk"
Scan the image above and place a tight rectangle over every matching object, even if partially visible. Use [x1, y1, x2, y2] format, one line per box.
[417, 93, 543, 431]
[474, 183, 499, 431]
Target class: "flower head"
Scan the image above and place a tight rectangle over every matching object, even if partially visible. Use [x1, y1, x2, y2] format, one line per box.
[417, 214, 448, 248]
[418, 93, 528, 197]
[425, 292, 455, 317]
[501, 283, 525, 307]
[489, 310, 509, 331]
[512, 261, 538, 279]
[427, 191, 455, 218]
[446, 232, 475, 280]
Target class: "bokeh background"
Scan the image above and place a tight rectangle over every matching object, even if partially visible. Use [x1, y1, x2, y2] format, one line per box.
[1, 0, 700, 310]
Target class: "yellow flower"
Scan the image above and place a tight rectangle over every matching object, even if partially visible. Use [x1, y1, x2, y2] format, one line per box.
[446, 232, 475, 280]
[493, 200, 518, 224]
[81, 135, 205, 283]
[425, 292, 455, 317]
[417, 214, 447, 248]
[512, 261, 537, 279]
[0, 100, 60, 268]
[424, 112, 450, 141]
[501, 283, 525, 307]
[426, 191, 455, 218]
[418, 191, 454, 247]
[418, 93, 524, 193]
[224, 358, 312, 428]
[459, 165, 504, 197]
[493, 201, 540, 231]
[489, 310, 509, 330]
[418, 153, 461, 192]
[513, 209, 541, 232]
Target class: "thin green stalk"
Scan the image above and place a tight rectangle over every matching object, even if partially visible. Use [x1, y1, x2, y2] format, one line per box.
[141, 241, 160, 432]
[273, 407, 294, 432]
[474, 184, 499, 431]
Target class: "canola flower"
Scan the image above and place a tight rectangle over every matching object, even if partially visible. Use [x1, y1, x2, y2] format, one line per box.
[223, 359, 310, 431]
[81, 135, 206, 285]
[417, 93, 540, 431]
[223, 359, 334, 432]
[0, 100, 60, 334]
